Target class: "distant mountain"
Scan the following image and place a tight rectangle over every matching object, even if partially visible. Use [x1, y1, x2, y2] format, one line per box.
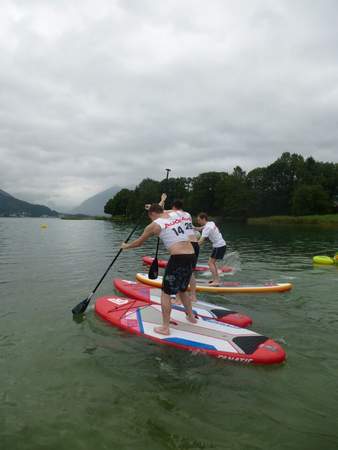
[71, 186, 122, 216]
[0, 189, 59, 217]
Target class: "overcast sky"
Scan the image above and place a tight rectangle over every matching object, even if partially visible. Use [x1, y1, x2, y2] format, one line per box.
[1, 0, 338, 210]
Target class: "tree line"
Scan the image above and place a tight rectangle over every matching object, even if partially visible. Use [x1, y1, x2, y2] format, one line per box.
[104, 153, 338, 220]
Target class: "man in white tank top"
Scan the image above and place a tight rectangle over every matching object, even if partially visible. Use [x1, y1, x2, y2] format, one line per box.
[121, 204, 197, 335]
[196, 212, 226, 286]
[159, 196, 199, 303]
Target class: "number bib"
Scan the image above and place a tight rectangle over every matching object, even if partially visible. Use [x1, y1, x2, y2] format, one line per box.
[154, 212, 190, 249]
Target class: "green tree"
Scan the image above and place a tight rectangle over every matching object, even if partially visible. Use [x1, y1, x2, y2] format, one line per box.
[190, 172, 225, 214]
[216, 173, 254, 218]
[104, 189, 134, 216]
[292, 184, 332, 215]
[103, 153, 337, 220]
[247, 153, 306, 216]
[159, 177, 191, 208]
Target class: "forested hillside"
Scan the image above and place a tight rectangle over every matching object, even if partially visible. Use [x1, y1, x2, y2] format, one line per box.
[104, 153, 338, 219]
[0, 189, 58, 217]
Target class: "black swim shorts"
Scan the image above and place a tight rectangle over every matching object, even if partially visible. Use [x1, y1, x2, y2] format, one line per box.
[162, 254, 195, 296]
[210, 245, 226, 260]
[191, 241, 200, 269]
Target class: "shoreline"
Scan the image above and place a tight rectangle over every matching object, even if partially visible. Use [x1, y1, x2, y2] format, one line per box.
[248, 214, 338, 226]
[60, 213, 338, 227]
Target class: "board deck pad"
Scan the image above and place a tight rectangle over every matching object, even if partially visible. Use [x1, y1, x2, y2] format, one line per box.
[142, 255, 233, 273]
[95, 296, 286, 365]
[113, 279, 252, 328]
[136, 273, 293, 294]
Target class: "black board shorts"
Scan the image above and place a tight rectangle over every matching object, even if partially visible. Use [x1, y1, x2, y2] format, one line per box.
[210, 245, 226, 260]
[191, 242, 200, 269]
[162, 254, 195, 295]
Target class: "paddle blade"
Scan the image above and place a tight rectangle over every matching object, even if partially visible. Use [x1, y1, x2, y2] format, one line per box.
[72, 298, 90, 315]
[148, 258, 159, 279]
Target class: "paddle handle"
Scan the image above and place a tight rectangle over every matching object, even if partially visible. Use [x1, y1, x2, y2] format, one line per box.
[154, 168, 171, 255]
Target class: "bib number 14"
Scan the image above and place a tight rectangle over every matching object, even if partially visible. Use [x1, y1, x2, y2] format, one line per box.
[172, 226, 185, 236]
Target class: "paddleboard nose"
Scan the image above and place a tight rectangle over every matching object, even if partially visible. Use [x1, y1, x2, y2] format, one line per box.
[218, 313, 252, 328]
[252, 339, 286, 364]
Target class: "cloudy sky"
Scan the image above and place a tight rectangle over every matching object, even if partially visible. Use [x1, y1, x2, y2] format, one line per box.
[1, 0, 338, 210]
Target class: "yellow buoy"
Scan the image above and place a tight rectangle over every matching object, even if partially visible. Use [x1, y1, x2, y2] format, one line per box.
[40, 224, 48, 229]
[313, 255, 338, 265]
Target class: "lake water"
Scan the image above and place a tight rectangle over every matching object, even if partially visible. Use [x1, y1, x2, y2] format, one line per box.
[0, 218, 337, 450]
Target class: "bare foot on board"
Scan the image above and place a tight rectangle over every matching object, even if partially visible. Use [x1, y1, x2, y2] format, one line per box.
[208, 281, 220, 287]
[154, 326, 170, 336]
[186, 315, 198, 324]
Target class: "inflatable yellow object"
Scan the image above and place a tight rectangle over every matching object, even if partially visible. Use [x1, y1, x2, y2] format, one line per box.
[313, 255, 338, 265]
[40, 224, 48, 229]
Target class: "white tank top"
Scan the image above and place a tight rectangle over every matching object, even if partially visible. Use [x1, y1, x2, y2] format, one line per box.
[174, 210, 195, 238]
[154, 212, 190, 250]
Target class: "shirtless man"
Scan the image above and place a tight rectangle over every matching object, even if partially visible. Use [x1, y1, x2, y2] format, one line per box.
[121, 204, 197, 335]
[196, 213, 226, 286]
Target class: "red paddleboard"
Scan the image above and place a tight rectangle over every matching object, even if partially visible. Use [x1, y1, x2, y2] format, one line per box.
[142, 256, 233, 273]
[113, 279, 252, 328]
[95, 296, 286, 365]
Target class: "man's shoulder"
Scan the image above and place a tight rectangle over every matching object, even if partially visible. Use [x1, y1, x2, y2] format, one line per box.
[205, 221, 214, 228]
[168, 211, 181, 219]
[181, 210, 192, 219]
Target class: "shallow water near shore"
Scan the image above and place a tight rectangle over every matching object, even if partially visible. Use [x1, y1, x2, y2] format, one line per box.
[1, 217, 338, 450]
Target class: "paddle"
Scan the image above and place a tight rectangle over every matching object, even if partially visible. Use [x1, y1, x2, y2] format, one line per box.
[148, 168, 171, 279]
[72, 222, 140, 315]
[148, 238, 160, 279]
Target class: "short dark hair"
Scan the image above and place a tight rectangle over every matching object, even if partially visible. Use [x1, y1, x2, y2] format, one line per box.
[148, 203, 164, 214]
[172, 199, 183, 209]
[198, 212, 208, 221]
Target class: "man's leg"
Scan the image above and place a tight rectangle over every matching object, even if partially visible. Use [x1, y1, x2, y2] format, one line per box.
[180, 291, 197, 324]
[171, 274, 196, 303]
[154, 291, 172, 335]
[208, 257, 220, 285]
[173, 292, 182, 305]
[189, 273, 197, 302]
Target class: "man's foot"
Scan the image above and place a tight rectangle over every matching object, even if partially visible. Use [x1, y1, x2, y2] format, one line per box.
[208, 281, 220, 287]
[154, 326, 170, 335]
[186, 315, 198, 324]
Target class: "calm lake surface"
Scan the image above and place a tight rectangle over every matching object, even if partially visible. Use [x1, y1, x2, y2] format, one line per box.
[0, 218, 337, 450]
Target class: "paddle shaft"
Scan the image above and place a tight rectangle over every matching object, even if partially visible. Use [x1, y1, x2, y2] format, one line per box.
[154, 168, 171, 258]
[154, 238, 160, 259]
[90, 222, 139, 296]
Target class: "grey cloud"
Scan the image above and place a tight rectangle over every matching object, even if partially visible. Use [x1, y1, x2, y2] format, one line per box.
[1, 0, 338, 210]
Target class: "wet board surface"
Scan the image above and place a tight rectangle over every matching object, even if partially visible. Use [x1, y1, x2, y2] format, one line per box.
[136, 273, 293, 294]
[95, 296, 286, 365]
[113, 278, 252, 327]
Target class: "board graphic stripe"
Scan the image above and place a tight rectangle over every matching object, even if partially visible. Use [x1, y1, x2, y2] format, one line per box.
[136, 308, 144, 334]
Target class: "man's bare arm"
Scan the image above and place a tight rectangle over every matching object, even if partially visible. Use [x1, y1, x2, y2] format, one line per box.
[121, 223, 159, 249]
[158, 193, 167, 208]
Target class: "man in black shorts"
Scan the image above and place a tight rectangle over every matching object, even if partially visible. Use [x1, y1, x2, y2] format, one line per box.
[159, 195, 199, 302]
[196, 213, 226, 286]
[122, 204, 197, 335]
